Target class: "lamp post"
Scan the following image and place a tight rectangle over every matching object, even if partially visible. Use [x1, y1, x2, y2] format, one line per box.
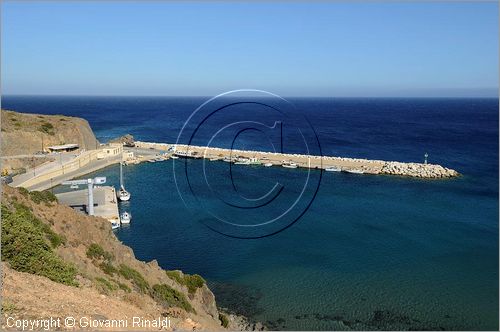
[61, 177, 106, 216]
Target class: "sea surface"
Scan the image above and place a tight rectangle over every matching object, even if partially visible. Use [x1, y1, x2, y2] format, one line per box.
[3, 96, 499, 330]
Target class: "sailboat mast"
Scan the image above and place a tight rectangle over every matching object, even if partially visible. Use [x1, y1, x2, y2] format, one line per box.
[120, 161, 124, 187]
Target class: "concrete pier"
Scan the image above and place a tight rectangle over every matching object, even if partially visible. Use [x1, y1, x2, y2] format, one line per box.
[56, 186, 120, 224]
[134, 141, 459, 179]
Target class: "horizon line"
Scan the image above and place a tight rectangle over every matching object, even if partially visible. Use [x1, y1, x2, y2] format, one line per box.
[2, 94, 499, 99]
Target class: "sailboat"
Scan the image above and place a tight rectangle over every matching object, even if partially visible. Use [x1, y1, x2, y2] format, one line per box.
[117, 161, 131, 201]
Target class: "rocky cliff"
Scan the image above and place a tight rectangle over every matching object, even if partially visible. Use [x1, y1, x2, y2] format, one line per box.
[0, 186, 231, 331]
[1, 110, 99, 156]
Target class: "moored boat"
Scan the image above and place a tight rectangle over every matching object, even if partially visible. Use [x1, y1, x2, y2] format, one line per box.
[325, 166, 342, 172]
[174, 151, 195, 158]
[344, 169, 364, 174]
[282, 161, 298, 169]
[120, 211, 131, 224]
[117, 162, 131, 201]
[234, 157, 250, 165]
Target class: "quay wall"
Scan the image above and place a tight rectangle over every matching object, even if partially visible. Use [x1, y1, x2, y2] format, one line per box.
[134, 141, 459, 179]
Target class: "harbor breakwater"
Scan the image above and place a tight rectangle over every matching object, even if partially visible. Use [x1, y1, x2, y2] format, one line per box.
[133, 141, 459, 179]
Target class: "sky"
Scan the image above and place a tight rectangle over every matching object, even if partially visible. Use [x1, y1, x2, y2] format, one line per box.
[1, 1, 498, 97]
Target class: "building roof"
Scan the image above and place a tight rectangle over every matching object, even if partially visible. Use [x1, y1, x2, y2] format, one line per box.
[47, 143, 79, 150]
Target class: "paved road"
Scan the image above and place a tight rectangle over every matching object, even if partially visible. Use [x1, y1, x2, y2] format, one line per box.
[124, 146, 162, 157]
[1, 154, 51, 159]
[22, 155, 121, 191]
[10, 153, 79, 186]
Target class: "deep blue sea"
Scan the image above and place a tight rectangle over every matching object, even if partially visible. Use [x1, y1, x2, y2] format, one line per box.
[3, 96, 498, 330]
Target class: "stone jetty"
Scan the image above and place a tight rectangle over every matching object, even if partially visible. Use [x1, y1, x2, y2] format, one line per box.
[380, 161, 459, 178]
[133, 141, 460, 179]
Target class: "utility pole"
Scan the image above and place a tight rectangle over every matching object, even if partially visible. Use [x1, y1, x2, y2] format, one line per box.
[61, 177, 106, 216]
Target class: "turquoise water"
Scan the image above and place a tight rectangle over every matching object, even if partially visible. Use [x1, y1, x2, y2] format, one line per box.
[7, 96, 498, 330]
[55, 160, 498, 330]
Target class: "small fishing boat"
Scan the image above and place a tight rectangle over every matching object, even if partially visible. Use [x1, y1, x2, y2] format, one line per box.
[223, 157, 234, 162]
[344, 169, 364, 174]
[282, 161, 298, 169]
[175, 151, 194, 158]
[325, 166, 342, 172]
[171, 155, 179, 159]
[148, 159, 156, 163]
[120, 211, 131, 224]
[264, 163, 273, 167]
[111, 221, 120, 230]
[70, 184, 79, 189]
[234, 157, 250, 165]
[117, 162, 131, 201]
[209, 157, 219, 161]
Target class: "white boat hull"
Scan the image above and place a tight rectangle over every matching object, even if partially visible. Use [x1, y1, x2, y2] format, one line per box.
[117, 187, 131, 201]
[344, 169, 364, 174]
[120, 212, 131, 224]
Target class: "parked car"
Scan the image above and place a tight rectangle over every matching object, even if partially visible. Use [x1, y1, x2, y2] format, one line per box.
[1, 175, 13, 184]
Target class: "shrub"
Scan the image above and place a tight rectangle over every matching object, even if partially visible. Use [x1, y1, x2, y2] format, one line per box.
[18, 187, 29, 197]
[166, 270, 205, 294]
[29, 190, 58, 204]
[38, 122, 54, 135]
[165, 270, 184, 285]
[86, 243, 113, 261]
[184, 274, 205, 294]
[219, 313, 229, 328]
[2, 301, 18, 314]
[46, 232, 66, 248]
[152, 284, 195, 313]
[17, 168, 27, 175]
[99, 262, 118, 276]
[116, 281, 131, 293]
[1, 204, 77, 286]
[118, 264, 149, 293]
[95, 277, 117, 294]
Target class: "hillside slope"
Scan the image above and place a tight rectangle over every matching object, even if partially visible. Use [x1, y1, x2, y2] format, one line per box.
[1, 109, 99, 156]
[0, 186, 228, 331]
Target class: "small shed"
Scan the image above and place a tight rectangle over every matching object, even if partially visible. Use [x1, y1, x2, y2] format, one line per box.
[47, 143, 79, 153]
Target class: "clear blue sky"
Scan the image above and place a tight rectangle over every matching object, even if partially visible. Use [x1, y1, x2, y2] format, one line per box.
[1, 1, 498, 97]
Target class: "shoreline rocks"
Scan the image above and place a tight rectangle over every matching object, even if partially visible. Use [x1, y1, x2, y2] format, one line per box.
[135, 141, 460, 179]
[380, 161, 459, 178]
